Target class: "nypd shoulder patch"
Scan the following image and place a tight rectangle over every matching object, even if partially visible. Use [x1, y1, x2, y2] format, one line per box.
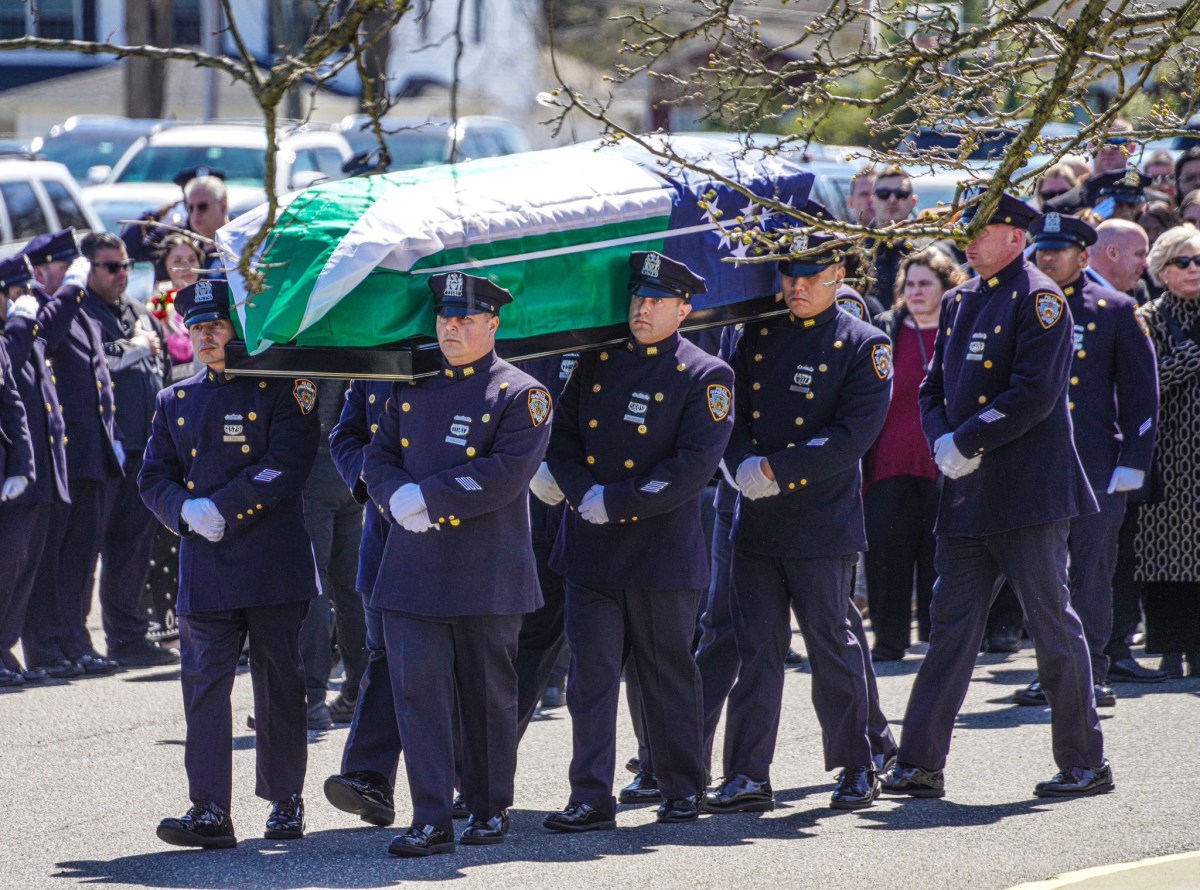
[871, 343, 893, 380]
[1035, 292, 1065, 329]
[707, 384, 732, 422]
[528, 388, 551, 427]
[293, 378, 317, 414]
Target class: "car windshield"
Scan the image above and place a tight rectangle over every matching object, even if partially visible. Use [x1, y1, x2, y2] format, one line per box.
[115, 145, 266, 185]
[38, 135, 144, 181]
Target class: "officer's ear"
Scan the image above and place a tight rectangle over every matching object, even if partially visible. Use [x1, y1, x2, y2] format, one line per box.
[487, 313, 500, 335]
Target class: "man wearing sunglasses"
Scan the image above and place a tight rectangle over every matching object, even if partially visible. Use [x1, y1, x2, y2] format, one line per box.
[183, 175, 230, 264]
[120, 168, 230, 280]
[866, 165, 918, 305]
[80, 232, 177, 667]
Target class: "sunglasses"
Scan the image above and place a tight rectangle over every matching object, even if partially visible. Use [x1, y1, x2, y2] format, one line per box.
[1167, 255, 1200, 270]
[1039, 189, 1069, 200]
[187, 201, 210, 213]
[97, 259, 134, 273]
[874, 188, 912, 200]
[1102, 137, 1135, 146]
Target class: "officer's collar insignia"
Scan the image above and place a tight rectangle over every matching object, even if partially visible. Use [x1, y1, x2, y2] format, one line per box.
[1043, 213, 1062, 233]
[872, 343, 893, 380]
[642, 252, 662, 278]
[194, 280, 213, 303]
[803, 317, 815, 327]
[1035, 291, 1065, 329]
[445, 272, 465, 298]
[987, 276, 1000, 287]
[462, 366, 475, 377]
[707, 384, 731, 422]
[528, 388, 551, 427]
[293, 378, 317, 414]
[1064, 285, 1075, 296]
[836, 296, 864, 319]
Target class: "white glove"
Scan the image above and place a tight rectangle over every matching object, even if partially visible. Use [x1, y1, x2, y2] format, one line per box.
[1107, 466, 1145, 494]
[181, 498, 225, 542]
[578, 484, 609, 524]
[529, 462, 565, 505]
[112, 440, 126, 469]
[9, 295, 39, 321]
[399, 507, 439, 533]
[933, 434, 979, 479]
[63, 256, 90, 291]
[388, 482, 425, 522]
[735, 456, 781, 500]
[0, 476, 28, 501]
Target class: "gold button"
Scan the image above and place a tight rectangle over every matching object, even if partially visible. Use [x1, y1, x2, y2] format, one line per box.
[638, 425, 647, 434]
[1071, 376, 1079, 386]
[818, 364, 827, 372]
[795, 417, 804, 426]
[955, 294, 961, 302]
[500, 382, 509, 390]
[983, 360, 993, 369]
[978, 395, 986, 404]
[788, 482, 796, 490]
[237, 513, 244, 520]
[256, 504, 263, 510]
[589, 419, 598, 428]
[624, 459, 634, 469]
[370, 423, 379, 434]
[1068, 401, 1075, 411]
[752, 410, 761, 419]
[177, 417, 185, 427]
[946, 327, 952, 335]
[676, 362, 686, 371]
[1077, 350, 1087, 359]
[754, 354, 763, 362]
[49, 435, 55, 444]
[787, 443, 796, 448]
[800, 479, 808, 486]
[994, 326, 1002, 334]
[806, 392, 814, 400]
[760, 327, 769, 335]
[655, 393, 664, 402]
[99, 406, 104, 415]
[176, 390, 185, 399]
[63, 435, 69, 444]
[259, 381, 268, 389]
[45, 402, 51, 413]
[600, 351, 609, 361]
[1098, 298, 1108, 308]
[482, 413, 491, 423]
[242, 445, 250, 454]
[450, 518, 461, 527]
[592, 384, 602, 393]
[246, 509, 253, 515]
[466, 447, 477, 457]
[97, 380, 102, 390]
[1087, 322, 1096, 331]
[248, 412, 257, 421]
[587, 456, 595, 465]
[619, 519, 626, 524]
[439, 518, 446, 524]
[51, 376, 56, 384]
[402, 402, 411, 412]
[752, 382, 761, 391]
[187, 481, 195, 490]
[369, 394, 376, 404]
[631, 516, 638, 522]
[833, 340, 843, 349]
[400, 437, 409, 447]
[191, 449, 196, 457]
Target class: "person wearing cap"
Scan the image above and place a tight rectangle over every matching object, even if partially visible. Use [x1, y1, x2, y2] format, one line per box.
[121, 168, 229, 280]
[537, 251, 731, 833]
[1045, 119, 1139, 214]
[362, 272, 551, 856]
[996, 212, 1160, 710]
[0, 256, 78, 684]
[20, 229, 125, 680]
[883, 191, 1109, 800]
[139, 278, 321, 848]
[706, 207, 896, 815]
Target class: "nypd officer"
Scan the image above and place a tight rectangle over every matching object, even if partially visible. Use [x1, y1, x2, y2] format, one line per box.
[363, 272, 551, 856]
[1007, 213, 1159, 708]
[883, 192, 1108, 800]
[540, 251, 733, 832]
[139, 279, 321, 848]
[707, 209, 896, 814]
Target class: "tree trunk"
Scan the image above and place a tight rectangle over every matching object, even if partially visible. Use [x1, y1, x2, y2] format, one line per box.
[124, 0, 175, 118]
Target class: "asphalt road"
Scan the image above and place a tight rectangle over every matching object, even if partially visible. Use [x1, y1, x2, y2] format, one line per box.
[3, 624, 1199, 890]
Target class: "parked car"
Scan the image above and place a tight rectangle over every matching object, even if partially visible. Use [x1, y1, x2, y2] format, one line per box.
[29, 115, 164, 185]
[335, 115, 530, 172]
[0, 154, 104, 260]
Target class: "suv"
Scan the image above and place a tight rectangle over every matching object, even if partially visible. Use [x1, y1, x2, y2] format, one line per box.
[82, 121, 354, 232]
[335, 115, 530, 172]
[0, 154, 104, 259]
[29, 115, 165, 185]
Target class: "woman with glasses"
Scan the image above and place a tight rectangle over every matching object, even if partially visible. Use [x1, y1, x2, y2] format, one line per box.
[1133, 226, 1200, 678]
[1137, 201, 1181, 248]
[1035, 165, 1080, 209]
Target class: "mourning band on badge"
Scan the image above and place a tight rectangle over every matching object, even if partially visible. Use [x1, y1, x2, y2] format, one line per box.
[1035, 292, 1064, 329]
[528, 388, 551, 426]
[1136, 311, 1151, 337]
[872, 343, 893, 380]
[707, 384, 731, 422]
[293, 378, 317, 414]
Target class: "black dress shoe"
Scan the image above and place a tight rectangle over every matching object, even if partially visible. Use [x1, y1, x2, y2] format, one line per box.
[984, 627, 1021, 654]
[108, 639, 179, 667]
[625, 755, 641, 774]
[1159, 652, 1185, 679]
[324, 771, 395, 826]
[265, 793, 305, 839]
[656, 795, 701, 823]
[20, 667, 48, 684]
[542, 801, 616, 833]
[618, 769, 663, 804]
[157, 801, 237, 849]
[871, 647, 904, 663]
[0, 668, 25, 687]
[1013, 679, 1048, 706]
[461, 810, 510, 845]
[702, 774, 775, 813]
[76, 652, 120, 676]
[831, 766, 879, 809]
[39, 658, 84, 679]
[881, 763, 945, 798]
[875, 748, 899, 774]
[1034, 761, 1115, 797]
[452, 792, 470, 819]
[1108, 657, 1167, 683]
[1094, 683, 1117, 707]
[327, 691, 356, 723]
[388, 823, 455, 856]
[784, 648, 805, 666]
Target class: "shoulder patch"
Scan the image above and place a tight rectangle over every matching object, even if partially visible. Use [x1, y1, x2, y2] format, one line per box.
[1035, 292, 1064, 329]
[528, 388, 551, 426]
[871, 343, 893, 380]
[293, 378, 317, 415]
[707, 384, 732, 421]
[836, 295, 866, 319]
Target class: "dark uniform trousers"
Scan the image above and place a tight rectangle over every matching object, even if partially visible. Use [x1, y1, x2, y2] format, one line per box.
[1065, 491, 1127, 684]
[696, 496, 738, 770]
[515, 542, 567, 739]
[382, 610, 521, 832]
[97, 450, 159, 650]
[565, 582, 705, 818]
[341, 598, 403, 782]
[899, 521, 1104, 771]
[180, 601, 309, 811]
[0, 503, 52, 669]
[725, 552, 875, 778]
[1106, 504, 1143, 663]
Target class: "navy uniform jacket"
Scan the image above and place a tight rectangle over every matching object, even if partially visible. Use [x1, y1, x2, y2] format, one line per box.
[547, 334, 733, 590]
[726, 305, 893, 558]
[920, 256, 1096, 536]
[0, 338, 33, 483]
[34, 284, 122, 482]
[2, 286, 80, 505]
[363, 351, 551, 617]
[1060, 274, 1158, 490]
[517, 353, 577, 548]
[138, 369, 321, 616]
[329, 379, 392, 594]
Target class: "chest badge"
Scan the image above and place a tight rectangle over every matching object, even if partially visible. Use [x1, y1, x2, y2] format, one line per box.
[624, 390, 651, 426]
[790, 364, 814, 394]
[1036, 292, 1065, 329]
[967, 332, 987, 361]
[708, 384, 731, 421]
[223, 414, 245, 443]
[293, 378, 317, 414]
[872, 343, 893, 380]
[528, 388, 551, 426]
[446, 415, 473, 445]
[1073, 324, 1085, 352]
[558, 355, 578, 381]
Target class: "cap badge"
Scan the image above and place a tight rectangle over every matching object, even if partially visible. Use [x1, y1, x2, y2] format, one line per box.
[641, 252, 662, 278]
[445, 272, 465, 298]
[793, 234, 809, 252]
[194, 280, 213, 303]
[1123, 169, 1140, 187]
[1043, 213, 1061, 233]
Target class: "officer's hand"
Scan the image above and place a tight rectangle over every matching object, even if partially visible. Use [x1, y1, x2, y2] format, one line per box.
[578, 484, 609, 524]
[1107, 466, 1145, 494]
[934, 434, 975, 478]
[388, 483, 425, 522]
[63, 256, 90, 291]
[529, 462, 565, 505]
[181, 498, 225, 542]
[9, 295, 39, 321]
[949, 454, 982, 479]
[735, 457, 780, 500]
[0, 476, 28, 501]
[399, 508, 437, 533]
[112, 440, 126, 469]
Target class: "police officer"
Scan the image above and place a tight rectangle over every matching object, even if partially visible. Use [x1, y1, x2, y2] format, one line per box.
[539, 251, 733, 832]
[363, 272, 551, 856]
[21, 230, 124, 679]
[706, 209, 896, 814]
[1006, 213, 1159, 708]
[883, 192, 1108, 800]
[140, 279, 321, 848]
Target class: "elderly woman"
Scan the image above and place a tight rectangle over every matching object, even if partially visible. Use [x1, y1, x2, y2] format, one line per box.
[862, 248, 967, 661]
[1135, 225, 1200, 677]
